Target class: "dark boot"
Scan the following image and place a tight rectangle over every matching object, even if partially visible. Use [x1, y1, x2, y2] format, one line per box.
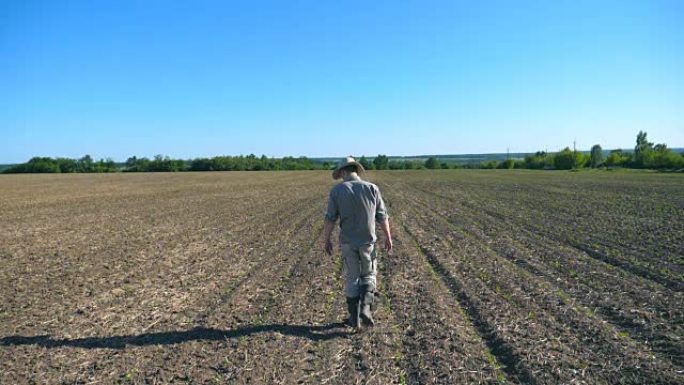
[346, 297, 359, 327]
[359, 285, 375, 327]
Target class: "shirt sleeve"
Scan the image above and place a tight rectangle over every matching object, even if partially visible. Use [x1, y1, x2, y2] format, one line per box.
[324, 189, 339, 222]
[375, 187, 389, 222]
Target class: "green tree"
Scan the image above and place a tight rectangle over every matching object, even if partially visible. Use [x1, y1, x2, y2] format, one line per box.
[77, 155, 94, 172]
[93, 158, 116, 173]
[605, 150, 630, 167]
[56, 157, 77, 173]
[497, 159, 515, 169]
[648, 144, 684, 169]
[553, 148, 576, 170]
[481, 160, 498, 169]
[388, 160, 403, 170]
[358, 156, 373, 170]
[373, 155, 389, 170]
[23, 157, 60, 173]
[634, 131, 654, 168]
[590, 144, 604, 168]
[252, 155, 266, 171]
[523, 151, 549, 169]
[424, 156, 440, 169]
[635, 131, 653, 155]
[125, 156, 138, 169]
[189, 158, 212, 171]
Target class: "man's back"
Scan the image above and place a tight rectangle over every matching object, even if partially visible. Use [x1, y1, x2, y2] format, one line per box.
[325, 175, 388, 247]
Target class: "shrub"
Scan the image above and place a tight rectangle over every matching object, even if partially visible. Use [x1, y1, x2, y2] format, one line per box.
[373, 155, 389, 170]
[605, 150, 630, 167]
[523, 151, 550, 169]
[553, 148, 588, 170]
[497, 159, 515, 169]
[424, 156, 440, 169]
[482, 160, 498, 169]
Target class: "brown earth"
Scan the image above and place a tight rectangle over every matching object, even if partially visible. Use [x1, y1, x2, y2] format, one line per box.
[1, 170, 682, 384]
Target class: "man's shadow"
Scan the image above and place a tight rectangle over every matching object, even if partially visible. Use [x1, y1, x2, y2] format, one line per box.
[0, 323, 349, 350]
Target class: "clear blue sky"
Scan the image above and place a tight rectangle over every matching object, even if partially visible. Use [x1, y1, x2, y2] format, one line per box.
[1, 0, 682, 163]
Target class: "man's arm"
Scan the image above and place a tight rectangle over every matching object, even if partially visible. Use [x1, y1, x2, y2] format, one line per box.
[379, 218, 392, 253]
[324, 220, 335, 255]
[324, 190, 338, 256]
[374, 187, 392, 253]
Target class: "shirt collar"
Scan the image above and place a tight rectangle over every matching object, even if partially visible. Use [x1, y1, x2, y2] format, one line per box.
[344, 174, 361, 182]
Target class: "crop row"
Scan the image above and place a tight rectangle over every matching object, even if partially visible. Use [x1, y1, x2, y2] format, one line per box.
[380, 176, 683, 384]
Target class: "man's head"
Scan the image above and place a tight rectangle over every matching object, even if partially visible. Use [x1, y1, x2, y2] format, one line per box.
[332, 156, 365, 180]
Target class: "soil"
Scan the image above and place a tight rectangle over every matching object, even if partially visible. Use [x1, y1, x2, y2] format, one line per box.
[1, 170, 682, 384]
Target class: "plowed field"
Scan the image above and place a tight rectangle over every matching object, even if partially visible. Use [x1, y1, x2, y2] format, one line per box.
[1, 171, 682, 384]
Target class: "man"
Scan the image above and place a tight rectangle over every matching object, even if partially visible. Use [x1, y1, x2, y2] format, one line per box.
[324, 156, 393, 328]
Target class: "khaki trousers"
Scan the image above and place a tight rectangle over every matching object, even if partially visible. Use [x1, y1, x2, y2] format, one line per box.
[341, 243, 377, 298]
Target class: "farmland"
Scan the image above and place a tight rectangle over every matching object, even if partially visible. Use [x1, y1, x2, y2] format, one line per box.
[0, 170, 682, 384]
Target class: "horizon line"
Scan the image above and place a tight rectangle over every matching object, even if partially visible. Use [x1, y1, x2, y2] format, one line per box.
[3, 146, 684, 165]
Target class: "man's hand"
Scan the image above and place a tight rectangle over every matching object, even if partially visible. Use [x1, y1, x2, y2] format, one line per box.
[380, 218, 393, 254]
[324, 238, 334, 256]
[384, 237, 393, 253]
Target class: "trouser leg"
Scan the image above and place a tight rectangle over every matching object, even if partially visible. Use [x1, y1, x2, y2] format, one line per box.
[342, 243, 377, 296]
[357, 244, 377, 292]
[342, 244, 361, 298]
[341, 243, 377, 327]
[341, 244, 361, 326]
[357, 244, 377, 326]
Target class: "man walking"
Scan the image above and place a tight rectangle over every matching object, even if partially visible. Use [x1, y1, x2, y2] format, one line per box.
[324, 156, 393, 328]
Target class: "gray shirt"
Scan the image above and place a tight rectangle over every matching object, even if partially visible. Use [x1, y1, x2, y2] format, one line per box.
[325, 175, 389, 247]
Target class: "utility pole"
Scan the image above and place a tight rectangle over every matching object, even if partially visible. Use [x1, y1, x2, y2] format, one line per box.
[573, 139, 577, 168]
[507, 147, 510, 160]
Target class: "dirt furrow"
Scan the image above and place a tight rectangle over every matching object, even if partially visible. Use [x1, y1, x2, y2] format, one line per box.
[0, 180, 328, 384]
[389, 185, 682, 384]
[49, 203, 328, 384]
[0, 190, 324, 340]
[192, 222, 336, 384]
[0, 181, 324, 338]
[402, 182, 684, 367]
[410, 183, 683, 291]
[383, 217, 515, 384]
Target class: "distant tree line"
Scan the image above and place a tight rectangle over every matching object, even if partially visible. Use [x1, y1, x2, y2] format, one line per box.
[3, 131, 682, 174]
[355, 132, 680, 171]
[2, 155, 118, 173]
[183, 155, 321, 171]
[358, 131, 681, 171]
[2, 154, 328, 174]
[356, 155, 450, 170]
[512, 131, 683, 170]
